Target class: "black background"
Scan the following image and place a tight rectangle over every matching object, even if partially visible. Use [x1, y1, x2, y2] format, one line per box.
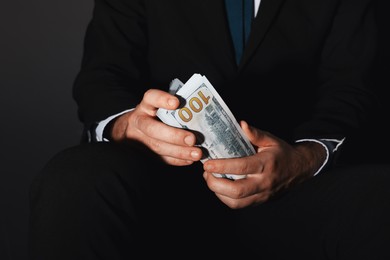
[0, 1, 388, 259]
[1, 1, 92, 259]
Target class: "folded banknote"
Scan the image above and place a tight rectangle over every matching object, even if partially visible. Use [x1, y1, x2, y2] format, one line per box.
[157, 73, 255, 180]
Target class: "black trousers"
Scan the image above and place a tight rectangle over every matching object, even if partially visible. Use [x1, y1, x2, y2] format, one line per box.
[29, 142, 390, 259]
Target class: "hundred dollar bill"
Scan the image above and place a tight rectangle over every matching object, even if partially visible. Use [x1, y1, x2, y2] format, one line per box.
[157, 73, 256, 180]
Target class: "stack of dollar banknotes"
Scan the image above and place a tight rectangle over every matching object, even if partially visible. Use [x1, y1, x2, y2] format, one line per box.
[157, 73, 256, 180]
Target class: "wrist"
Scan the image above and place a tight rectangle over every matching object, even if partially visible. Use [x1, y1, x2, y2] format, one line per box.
[110, 112, 131, 142]
[294, 141, 327, 176]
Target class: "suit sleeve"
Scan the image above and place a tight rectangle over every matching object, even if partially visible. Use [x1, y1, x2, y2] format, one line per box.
[294, 0, 379, 141]
[73, 0, 149, 134]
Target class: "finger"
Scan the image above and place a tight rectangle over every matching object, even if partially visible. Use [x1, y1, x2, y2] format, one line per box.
[241, 120, 265, 143]
[160, 156, 198, 166]
[214, 191, 271, 209]
[140, 89, 179, 115]
[203, 156, 263, 176]
[131, 118, 202, 160]
[203, 171, 263, 198]
[144, 136, 202, 162]
[133, 115, 197, 146]
[203, 172, 273, 208]
[240, 120, 279, 148]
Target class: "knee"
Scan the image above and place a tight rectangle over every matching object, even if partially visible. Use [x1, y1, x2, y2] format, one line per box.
[29, 143, 135, 209]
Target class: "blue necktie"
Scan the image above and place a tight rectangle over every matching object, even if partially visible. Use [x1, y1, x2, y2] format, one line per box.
[225, 0, 253, 63]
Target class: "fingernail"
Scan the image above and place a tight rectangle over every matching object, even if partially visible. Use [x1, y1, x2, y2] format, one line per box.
[168, 98, 177, 107]
[204, 164, 213, 171]
[184, 135, 195, 146]
[191, 150, 200, 159]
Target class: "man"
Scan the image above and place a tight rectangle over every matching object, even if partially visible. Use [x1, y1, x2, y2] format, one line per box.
[30, 0, 390, 259]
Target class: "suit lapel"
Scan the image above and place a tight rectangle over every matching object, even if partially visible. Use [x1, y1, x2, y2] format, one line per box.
[240, 0, 287, 68]
[176, 0, 286, 70]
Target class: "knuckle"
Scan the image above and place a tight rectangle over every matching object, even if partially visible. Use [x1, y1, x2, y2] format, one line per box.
[238, 162, 250, 174]
[132, 113, 144, 128]
[230, 185, 246, 199]
[143, 89, 154, 99]
[148, 139, 162, 153]
[228, 201, 241, 209]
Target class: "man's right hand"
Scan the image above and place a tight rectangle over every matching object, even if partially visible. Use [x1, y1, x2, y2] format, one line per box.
[109, 89, 203, 166]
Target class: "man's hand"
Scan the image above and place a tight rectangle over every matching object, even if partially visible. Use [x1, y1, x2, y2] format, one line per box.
[203, 120, 326, 209]
[109, 89, 203, 166]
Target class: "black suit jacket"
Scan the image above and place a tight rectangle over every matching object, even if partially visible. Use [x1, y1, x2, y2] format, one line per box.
[74, 0, 378, 151]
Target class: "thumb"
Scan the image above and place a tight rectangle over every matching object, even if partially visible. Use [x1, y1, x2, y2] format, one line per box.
[240, 120, 276, 148]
